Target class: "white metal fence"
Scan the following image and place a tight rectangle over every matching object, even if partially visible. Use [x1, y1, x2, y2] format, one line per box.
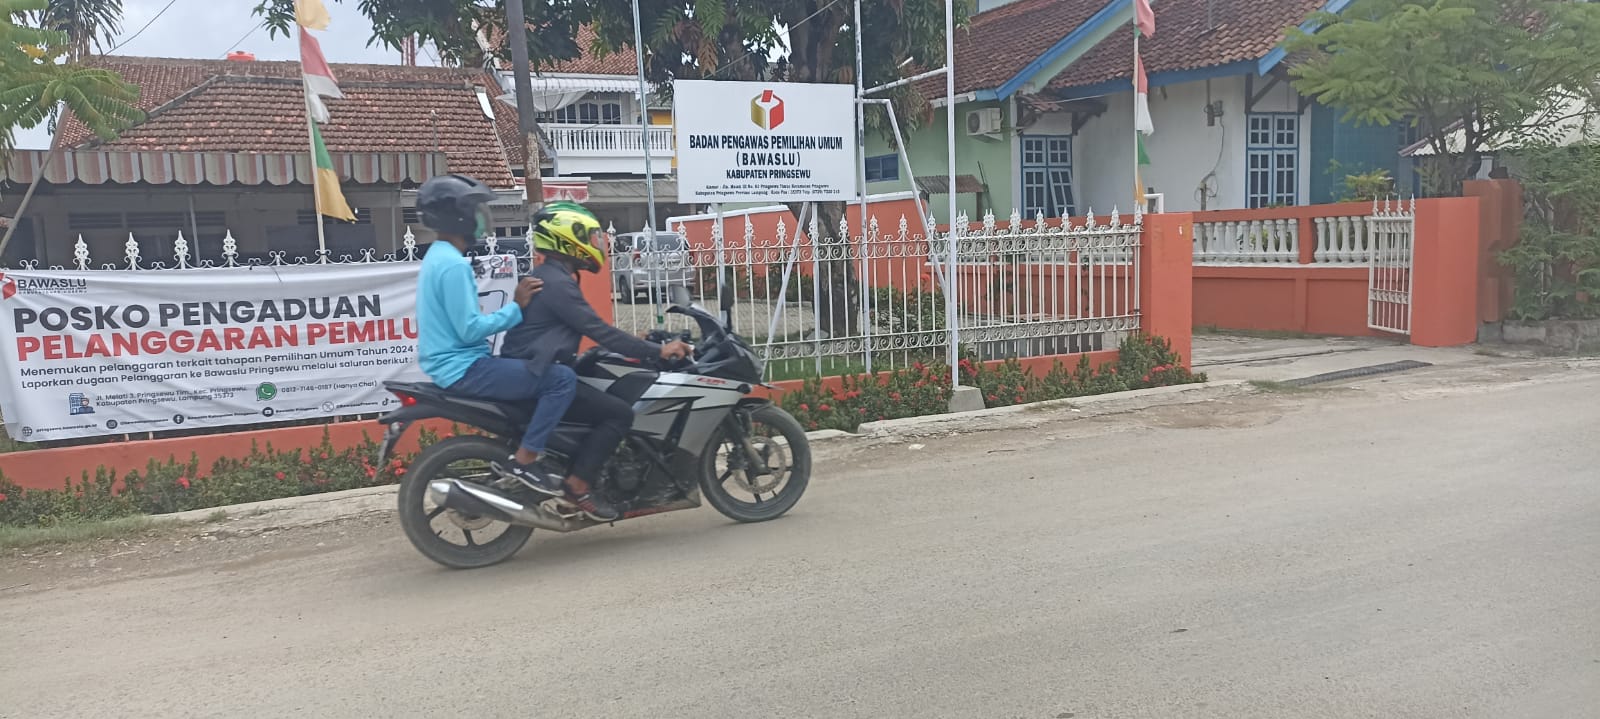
[1366, 200, 1416, 335]
[6, 208, 1146, 382]
[613, 208, 1143, 380]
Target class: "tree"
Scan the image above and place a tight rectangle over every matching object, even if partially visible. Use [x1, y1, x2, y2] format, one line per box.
[1, 0, 142, 253]
[30, 0, 124, 60]
[254, 0, 967, 337]
[1286, 0, 1600, 196]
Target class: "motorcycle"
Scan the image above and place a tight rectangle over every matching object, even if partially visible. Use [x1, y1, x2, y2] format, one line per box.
[375, 285, 810, 569]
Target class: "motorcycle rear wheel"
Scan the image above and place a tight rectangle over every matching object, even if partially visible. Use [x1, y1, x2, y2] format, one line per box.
[397, 436, 533, 569]
[699, 404, 811, 523]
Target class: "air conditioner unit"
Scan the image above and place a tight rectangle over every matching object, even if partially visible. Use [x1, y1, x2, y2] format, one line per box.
[966, 108, 1002, 137]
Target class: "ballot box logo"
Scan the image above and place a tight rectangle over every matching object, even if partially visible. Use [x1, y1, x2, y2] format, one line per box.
[750, 89, 785, 130]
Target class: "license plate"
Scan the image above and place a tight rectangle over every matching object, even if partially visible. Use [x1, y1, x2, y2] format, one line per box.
[376, 421, 411, 467]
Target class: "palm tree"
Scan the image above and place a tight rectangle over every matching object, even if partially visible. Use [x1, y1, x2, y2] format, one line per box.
[30, 0, 123, 60]
[1, 0, 142, 253]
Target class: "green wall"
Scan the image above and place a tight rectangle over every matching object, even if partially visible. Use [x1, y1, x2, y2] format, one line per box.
[863, 101, 1015, 223]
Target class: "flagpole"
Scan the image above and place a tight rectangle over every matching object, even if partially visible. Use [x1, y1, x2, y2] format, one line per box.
[299, 27, 329, 259]
[1133, 26, 1141, 211]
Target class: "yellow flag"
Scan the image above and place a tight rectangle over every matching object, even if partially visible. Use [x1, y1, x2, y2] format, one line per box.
[295, 0, 332, 30]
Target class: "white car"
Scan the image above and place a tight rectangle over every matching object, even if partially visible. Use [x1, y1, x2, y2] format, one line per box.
[611, 231, 697, 303]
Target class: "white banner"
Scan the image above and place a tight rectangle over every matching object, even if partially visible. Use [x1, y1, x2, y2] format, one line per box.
[0, 257, 518, 441]
[673, 80, 857, 204]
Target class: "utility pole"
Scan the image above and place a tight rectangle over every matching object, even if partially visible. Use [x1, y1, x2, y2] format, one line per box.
[504, 0, 544, 211]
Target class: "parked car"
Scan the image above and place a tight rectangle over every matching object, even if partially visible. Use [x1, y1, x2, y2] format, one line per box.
[611, 231, 696, 304]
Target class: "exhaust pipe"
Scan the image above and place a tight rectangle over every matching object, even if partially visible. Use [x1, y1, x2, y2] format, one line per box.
[427, 479, 587, 532]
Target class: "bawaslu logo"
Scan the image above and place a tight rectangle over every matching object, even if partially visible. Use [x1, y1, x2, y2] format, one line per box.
[750, 89, 785, 130]
[0, 274, 88, 298]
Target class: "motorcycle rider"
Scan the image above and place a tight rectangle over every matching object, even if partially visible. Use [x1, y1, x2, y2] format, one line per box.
[413, 174, 572, 498]
[499, 202, 691, 522]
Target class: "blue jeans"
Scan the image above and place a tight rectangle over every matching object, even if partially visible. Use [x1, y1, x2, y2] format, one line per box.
[448, 357, 577, 455]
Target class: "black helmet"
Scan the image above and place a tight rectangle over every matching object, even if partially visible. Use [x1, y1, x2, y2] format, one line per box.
[417, 174, 495, 238]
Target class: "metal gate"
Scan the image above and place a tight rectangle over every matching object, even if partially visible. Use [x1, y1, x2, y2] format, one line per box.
[1366, 198, 1415, 335]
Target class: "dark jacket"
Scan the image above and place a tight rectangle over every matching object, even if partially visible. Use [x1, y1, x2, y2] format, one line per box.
[499, 261, 660, 375]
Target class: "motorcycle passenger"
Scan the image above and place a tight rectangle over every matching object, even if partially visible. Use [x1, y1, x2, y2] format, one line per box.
[413, 174, 572, 498]
[499, 203, 692, 522]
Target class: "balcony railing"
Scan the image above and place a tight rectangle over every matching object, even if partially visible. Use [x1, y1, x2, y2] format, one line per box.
[544, 124, 674, 156]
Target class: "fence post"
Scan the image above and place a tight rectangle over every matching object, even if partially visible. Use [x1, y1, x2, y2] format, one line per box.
[1139, 212, 1195, 367]
[1409, 197, 1480, 347]
[1462, 179, 1523, 325]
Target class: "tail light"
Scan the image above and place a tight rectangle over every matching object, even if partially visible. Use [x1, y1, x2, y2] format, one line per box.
[392, 391, 418, 407]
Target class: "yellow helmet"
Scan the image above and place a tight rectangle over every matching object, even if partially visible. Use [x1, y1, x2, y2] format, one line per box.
[532, 203, 606, 272]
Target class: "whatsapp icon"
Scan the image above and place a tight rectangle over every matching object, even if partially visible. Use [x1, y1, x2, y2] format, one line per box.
[256, 382, 278, 402]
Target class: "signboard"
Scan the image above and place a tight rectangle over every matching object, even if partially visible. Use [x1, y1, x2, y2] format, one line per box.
[543, 179, 590, 203]
[673, 80, 856, 204]
[0, 258, 517, 441]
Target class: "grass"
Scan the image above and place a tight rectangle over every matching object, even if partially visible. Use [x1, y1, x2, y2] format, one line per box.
[0, 515, 172, 550]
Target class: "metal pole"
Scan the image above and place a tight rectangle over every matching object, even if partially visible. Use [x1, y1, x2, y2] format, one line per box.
[944, 0, 959, 386]
[864, 68, 946, 96]
[1133, 27, 1141, 210]
[854, 0, 872, 373]
[302, 93, 328, 257]
[505, 0, 543, 209]
[631, 0, 664, 325]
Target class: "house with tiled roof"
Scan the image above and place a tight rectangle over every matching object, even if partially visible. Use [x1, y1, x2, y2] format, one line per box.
[874, 0, 1416, 219]
[485, 25, 686, 231]
[0, 53, 532, 267]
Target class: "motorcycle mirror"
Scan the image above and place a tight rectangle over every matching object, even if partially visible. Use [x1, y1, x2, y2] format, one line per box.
[668, 284, 692, 308]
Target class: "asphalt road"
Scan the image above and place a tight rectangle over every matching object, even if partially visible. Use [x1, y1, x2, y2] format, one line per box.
[3, 371, 1598, 718]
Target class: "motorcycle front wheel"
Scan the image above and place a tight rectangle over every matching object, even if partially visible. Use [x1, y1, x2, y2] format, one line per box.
[397, 435, 533, 569]
[699, 404, 811, 523]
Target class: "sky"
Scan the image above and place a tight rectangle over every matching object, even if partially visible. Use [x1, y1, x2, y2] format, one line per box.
[12, 0, 436, 150]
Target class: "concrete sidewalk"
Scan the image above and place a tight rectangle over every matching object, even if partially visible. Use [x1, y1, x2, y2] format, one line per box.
[1191, 333, 1493, 383]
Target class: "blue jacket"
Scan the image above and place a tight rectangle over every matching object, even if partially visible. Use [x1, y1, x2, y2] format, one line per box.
[416, 242, 521, 387]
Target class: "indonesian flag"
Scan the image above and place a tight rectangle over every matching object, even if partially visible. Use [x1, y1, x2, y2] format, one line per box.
[310, 123, 356, 221]
[1134, 55, 1153, 136]
[299, 28, 343, 124]
[1134, 0, 1155, 37]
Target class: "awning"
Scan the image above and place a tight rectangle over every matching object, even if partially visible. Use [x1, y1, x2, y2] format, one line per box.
[586, 178, 678, 202]
[1403, 96, 1598, 157]
[1, 150, 449, 186]
[528, 76, 640, 94]
[916, 175, 986, 195]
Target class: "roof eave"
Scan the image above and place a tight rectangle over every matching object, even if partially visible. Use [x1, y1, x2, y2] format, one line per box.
[1052, 60, 1257, 101]
[1257, 0, 1358, 76]
[995, 0, 1129, 101]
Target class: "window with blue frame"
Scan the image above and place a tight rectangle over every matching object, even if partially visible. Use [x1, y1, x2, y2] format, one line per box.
[1020, 135, 1074, 218]
[1246, 113, 1300, 208]
[864, 154, 899, 183]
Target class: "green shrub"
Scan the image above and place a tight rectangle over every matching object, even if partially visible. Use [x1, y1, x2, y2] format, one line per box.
[780, 333, 1205, 431]
[0, 425, 451, 529]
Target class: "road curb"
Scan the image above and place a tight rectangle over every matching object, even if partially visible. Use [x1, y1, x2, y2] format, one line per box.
[151, 427, 863, 530]
[854, 380, 1253, 437]
[148, 384, 1248, 531]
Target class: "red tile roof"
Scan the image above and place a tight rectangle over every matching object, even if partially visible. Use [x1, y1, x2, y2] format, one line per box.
[1050, 0, 1323, 91]
[487, 24, 638, 75]
[911, 0, 1322, 99]
[58, 56, 518, 187]
[920, 0, 1110, 97]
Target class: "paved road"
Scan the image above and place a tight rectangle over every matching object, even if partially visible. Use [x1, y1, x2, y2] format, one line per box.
[3, 371, 1598, 718]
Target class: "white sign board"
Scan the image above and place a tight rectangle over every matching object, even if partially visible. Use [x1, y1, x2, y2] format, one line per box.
[673, 80, 857, 204]
[0, 257, 517, 441]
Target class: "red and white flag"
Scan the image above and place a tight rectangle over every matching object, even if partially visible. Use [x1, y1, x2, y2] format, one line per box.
[299, 28, 343, 124]
[1134, 0, 1155, 37]
[1134, 54, 1153, 135]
